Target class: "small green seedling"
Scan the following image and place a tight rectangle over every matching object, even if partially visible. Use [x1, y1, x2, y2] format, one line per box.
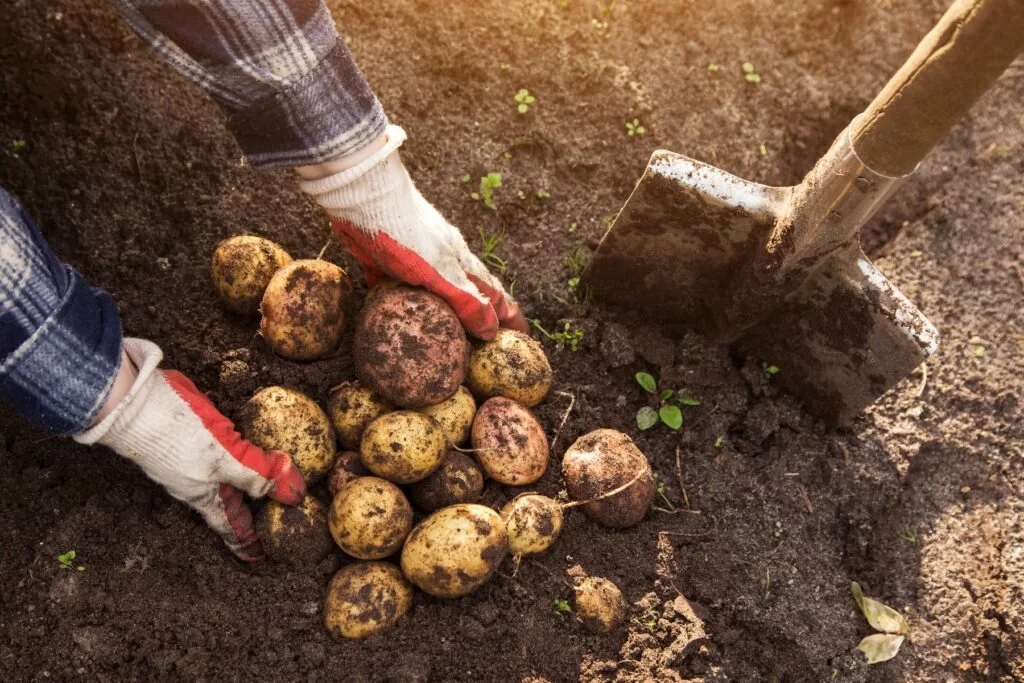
[742, 62, 762, 83]
[478, 227, 508, 273]
[897, 526, 918, 544]
[714, 436, 725, 448]
[625, 118, 646, 136]
[708, 63, 720, 72]
[57, 550, 84, 571]
[10, 139, 26, 157]
[470, 172, 503, 210]
[653, 472, 676, 511]
[568, 221, 578, 233]
[460, 174, 471, 183]
[635, 372, 700, 431]
[851, 581, 910, 664]
[566, 247, 588, 298]
[762, 361, 780, 378]
[531, 319, 584, 352]
[759, 143, 768, 157]
[553, 598, 572, 619]
[515, 89, 536, 114]
[536, 188, 551, 199]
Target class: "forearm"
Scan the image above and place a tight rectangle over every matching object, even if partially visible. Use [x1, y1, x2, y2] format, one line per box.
[110, 0, 387, 168]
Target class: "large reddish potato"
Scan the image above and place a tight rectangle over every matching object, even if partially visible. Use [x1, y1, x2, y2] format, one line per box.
[470, 397, 548, 485]
[562, 429, 654, 528]
[352, 286, 469, 408]
[210, 235, 292, 315]
[260, 259, 351, 361]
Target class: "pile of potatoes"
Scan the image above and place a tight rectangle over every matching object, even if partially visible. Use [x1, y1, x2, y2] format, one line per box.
[213, 235, 654, 639]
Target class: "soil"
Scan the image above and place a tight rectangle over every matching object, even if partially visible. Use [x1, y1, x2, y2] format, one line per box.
[1, 1, 1022, 681]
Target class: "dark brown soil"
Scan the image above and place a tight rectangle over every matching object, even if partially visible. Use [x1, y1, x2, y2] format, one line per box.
[2, 1, 1022, 681]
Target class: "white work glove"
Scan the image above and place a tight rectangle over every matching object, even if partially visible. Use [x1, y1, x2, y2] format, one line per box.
[74, 338, 306, 562]
[298, 125, 527, 340]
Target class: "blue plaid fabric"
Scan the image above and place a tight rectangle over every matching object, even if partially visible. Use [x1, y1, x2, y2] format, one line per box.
[111, 0, 388, 168]
[0, 190, 123, 435]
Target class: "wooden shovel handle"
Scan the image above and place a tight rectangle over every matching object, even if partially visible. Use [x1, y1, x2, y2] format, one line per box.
[852, 0, 1024, 177]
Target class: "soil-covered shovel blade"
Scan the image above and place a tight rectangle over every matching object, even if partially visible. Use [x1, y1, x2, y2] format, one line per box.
[584, 151, 785, 334]
[737, 251, 938, 425]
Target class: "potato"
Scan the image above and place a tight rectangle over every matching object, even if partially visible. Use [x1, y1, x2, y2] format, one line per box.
[418, 386, 476, 446]
[323, 562, 413, 639]
[353, 286, 469, 408]
[254, 495, 334, 565]
[500, 494, 563, 557]
[406, 451, 485, 513]
[327, 381, 393, 450]
[326, 450, 369, 498]
[467, 329, 552, 407]
[562, 429, 655, 528]
[400, 504, 508, 598]
[470, 397, 548, 485]
[210, 235, 292, 315]
[238, 386, 336, 484]
[329, 477, 413, 560]
[574, 576, 627, 633]
[360, 411, 446, 484]
[260, 259, 351, 361]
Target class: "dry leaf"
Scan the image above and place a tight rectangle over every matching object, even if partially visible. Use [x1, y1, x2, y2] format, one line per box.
[857, 633, 905, 664]
[850, 582, 910, 634]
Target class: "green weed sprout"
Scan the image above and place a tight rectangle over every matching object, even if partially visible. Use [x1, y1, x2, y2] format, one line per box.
[515, 89, 536, 114]
[477, 227, 507, 273]
[742, 62, 762, 83]
[531, 319, 583, 352]
[635, 371, 700, 430]
[470, 172, 503, 210]
[625, 118, 646, 136]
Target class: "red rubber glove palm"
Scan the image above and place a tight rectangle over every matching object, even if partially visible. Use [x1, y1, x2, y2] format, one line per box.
[74, 339, 306, 562]
[298, 126, 527, 340]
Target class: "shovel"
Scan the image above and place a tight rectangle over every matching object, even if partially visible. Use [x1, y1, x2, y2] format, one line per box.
[582, 0, 1024, 425]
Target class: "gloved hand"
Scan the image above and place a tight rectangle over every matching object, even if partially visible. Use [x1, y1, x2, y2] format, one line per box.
[74, 338, 306, 562]
[298, 125, 527, 340]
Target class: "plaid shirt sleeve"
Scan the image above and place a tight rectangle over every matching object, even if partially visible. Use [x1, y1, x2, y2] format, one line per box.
[110, 0, 388, 169]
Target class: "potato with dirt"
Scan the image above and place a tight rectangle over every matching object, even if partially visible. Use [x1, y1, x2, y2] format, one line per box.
[574, 576, 627, 633]
[501, 494, 563, 557]
[352, 285, 469, 408]
[562, 429, 655, 528]
[327, 381, 393, 450]
[329, 476, 413, 560]
[260, 259, 351, 361]
[400, 503, 508, 598]
[470, 397, 548, 485]
[323, 562, 414, 640]
[467, 329, 552, 407]
[254, 494, 334, 565]
[326, 450, 369, 498]
[418, 385, 476, 446]
[238, 386, 336, 484]
[360, 411, 447, 484]
[406, 451, 485, 513]
[210, 235, 292, 315]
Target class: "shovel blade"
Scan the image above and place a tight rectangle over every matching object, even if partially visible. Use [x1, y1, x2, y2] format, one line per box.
[584, 151, 785, 334]
[737, 252, 938, 425]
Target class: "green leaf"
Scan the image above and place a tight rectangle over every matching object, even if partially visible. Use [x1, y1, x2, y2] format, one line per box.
[635, 372, 657, 394]
[851, 582, 910, 635]
[518, 103, 529, 114]
[659, 405, 683, 430]
[660, 389, 674, 400]
[714, 436, 724, 448]
[678, 397, 700, 406]
[742, 62, 755, 74]
[636, 407, 659, 430]
[460, 174, 471, 183]
[857, 634, 905, 664]
[57, 550, 76, 569]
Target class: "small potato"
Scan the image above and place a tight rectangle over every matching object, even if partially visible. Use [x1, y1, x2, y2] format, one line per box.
[326, 450, 369, 499]
[353, 286, 469, 408]
[254, 495, 334, 565]
[238, 386, 336, 484]
[467, 329, 552, 407]
[406, 451, 485, 513]
[260, 259, 351, 361]
[574, 576, 627, 633]
[327, 381, 393, 450]
[211, 235, 292, 315]
[400, 504, 508, 598]
[323, 562, 413, 639]
[500, 494, 563, 557]
[360, 411, 446, 485]
[418, 386, 476, 446]
[562, 429, 655, 528]
[329, 477, 413, 560]
[470, 397, 548, 486]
